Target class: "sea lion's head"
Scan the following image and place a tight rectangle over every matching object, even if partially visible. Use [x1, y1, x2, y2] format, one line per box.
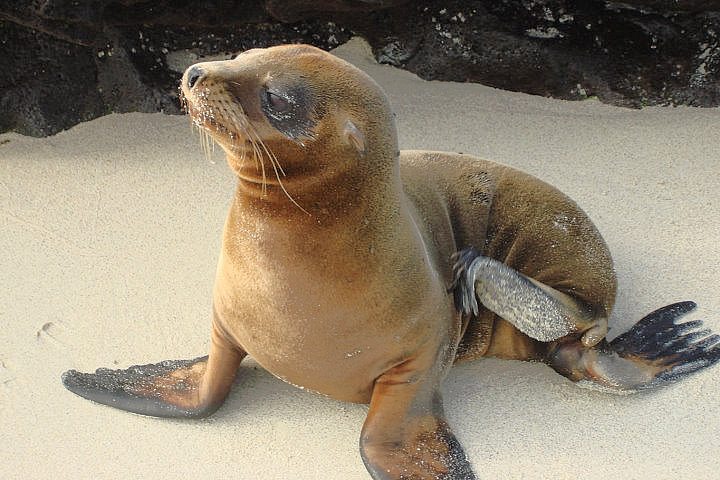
[180, 44, 398, 207]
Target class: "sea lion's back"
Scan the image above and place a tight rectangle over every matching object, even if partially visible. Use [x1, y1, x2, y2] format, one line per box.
[399, 149, 616, 316]
[399, 150, 504, 263]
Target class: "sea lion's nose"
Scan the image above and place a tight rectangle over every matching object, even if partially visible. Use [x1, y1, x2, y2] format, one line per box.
[186, 66, 204, 89]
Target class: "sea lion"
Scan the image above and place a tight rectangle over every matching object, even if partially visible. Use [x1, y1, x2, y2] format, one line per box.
[61, 44, 720, 479]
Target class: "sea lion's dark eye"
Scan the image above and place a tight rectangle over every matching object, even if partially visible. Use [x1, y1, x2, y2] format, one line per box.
[261, 84, 316, 140]
[266, 90, 290, 112]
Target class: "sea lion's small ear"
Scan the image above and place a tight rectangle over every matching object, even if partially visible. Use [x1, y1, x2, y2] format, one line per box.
[343, 119, 365, 157]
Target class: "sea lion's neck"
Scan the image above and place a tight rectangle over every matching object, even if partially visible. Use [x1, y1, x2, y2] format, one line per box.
[222, 157, 423, 296]
[222, 150, 413, 275]
[229, 151, 403, 223]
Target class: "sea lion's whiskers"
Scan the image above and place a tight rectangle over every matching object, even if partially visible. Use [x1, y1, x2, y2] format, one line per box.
[270, 154, 310, 215]
[225, 108, 251, 169]
[206, 129, 218, 164]
[225, 106, 263, 178]
[261, 137, 287, 178]
[235, 133, 248, 169]
[243, 125, 268, 194]
[188, 93, 221, 165]
[252, 127, 283, 176]
[234, 111, 265, 183]
[229, 130, 247, 169]
[245, 122, 309, 215]
[245, 127, 268, 194]
[187, 94, 209, 162]
[249, 136, 262, 174]
[200, 126, 211, 164]
[256, 141, 269, 195]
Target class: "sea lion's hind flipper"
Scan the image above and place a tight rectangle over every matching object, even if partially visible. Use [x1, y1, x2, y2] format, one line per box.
[451, 247, 603, 344]
[548, 302, 720, 393]
[608, 301, 720, 387]
[62, 356, 216, 418]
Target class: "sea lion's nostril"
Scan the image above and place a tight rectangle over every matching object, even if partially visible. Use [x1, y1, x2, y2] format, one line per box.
[186, 66, 204, 89]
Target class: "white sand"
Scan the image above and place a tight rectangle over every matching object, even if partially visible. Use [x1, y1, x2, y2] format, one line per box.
[1, 38, 719, 479]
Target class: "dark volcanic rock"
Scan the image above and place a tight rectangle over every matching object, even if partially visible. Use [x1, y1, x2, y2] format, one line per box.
[265, 0, 410, 22]
[1, 0, 719, 137]
[0, 19, 104, 137]
[608, 1, 720, 12]
[365, 1, 720, 107]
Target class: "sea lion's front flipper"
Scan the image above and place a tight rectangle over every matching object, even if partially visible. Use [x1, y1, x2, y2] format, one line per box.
[62, 326, 246, 418]
[548, 301, 720, 393]
[360, 357, 477, 480]
[452, 247, 604, 345]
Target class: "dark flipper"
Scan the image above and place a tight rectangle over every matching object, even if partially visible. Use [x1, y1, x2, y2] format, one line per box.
[360, 354, 476, 480]
[548, 301, 720, 393]
[62, 325, 246, 418]
[62, 356, 216, 418]
[361, 415, 477, 480]
[608, 301, 720, 387]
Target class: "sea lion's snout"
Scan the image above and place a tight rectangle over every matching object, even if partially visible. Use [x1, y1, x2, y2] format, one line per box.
[185, 65, 205, 89]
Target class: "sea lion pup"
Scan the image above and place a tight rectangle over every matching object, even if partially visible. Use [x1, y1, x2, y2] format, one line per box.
[62, 44, 720, 479]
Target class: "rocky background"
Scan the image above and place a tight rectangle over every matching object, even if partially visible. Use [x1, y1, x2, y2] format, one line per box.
[1, 0, 719, 137]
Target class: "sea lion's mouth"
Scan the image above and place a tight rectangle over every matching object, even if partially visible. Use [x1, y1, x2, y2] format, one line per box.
[184, 98, 230, 136]
[182, 94, 254, 151]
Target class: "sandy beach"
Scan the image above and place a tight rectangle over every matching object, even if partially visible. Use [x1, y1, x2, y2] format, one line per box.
[1, 38, 719, 479]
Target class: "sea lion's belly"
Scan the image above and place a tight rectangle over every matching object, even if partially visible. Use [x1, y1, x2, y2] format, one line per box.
[213, 253, 454, 403]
